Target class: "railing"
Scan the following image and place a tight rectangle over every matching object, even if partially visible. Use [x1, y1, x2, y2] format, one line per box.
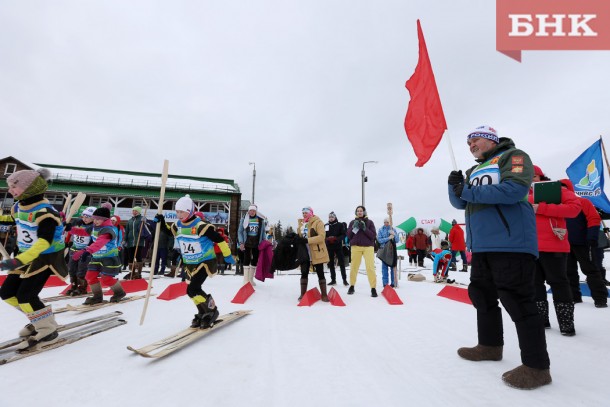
[50, 172, 237, 193]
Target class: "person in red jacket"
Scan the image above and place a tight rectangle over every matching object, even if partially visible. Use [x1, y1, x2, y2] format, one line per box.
[214, 227, 230, 274]
[405, 231, 417, 266]
[448, 220, 468, 272]
[529, 166, 581, 336]
[562, 179, 608, 308]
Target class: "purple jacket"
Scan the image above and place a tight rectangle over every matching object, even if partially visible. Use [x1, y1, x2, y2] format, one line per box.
[255, 240, 274, 282]
[347, 218, 376, 247]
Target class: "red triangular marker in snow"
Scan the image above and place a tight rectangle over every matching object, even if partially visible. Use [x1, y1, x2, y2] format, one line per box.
[328, 287, 346, 306]
[104, 278, 149, 295]
[157, 282, 188, 301]
[382, 285, 403, 305]
[298, 287, 321, 307]
[44, 275, 68, 287]
[437, 286, 472, 305]
[231, 282, 255, 304]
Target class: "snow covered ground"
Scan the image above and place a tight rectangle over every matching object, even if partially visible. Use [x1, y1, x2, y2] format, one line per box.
[1, 254, 608, 407]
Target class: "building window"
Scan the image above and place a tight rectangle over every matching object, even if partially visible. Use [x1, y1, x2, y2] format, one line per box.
[132, 199, 147, 208]
[46, 194, 64, 205]
[4, 163, 16, 175]
[89, 196, 105, 207]
[208, 204, 226, 213]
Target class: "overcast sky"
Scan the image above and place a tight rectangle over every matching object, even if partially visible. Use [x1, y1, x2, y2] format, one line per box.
[1, 1, 609, 231]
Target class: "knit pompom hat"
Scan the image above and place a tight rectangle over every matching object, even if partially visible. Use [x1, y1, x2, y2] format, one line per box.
[92, 207, 111, 220]
[176, 195, 195, 217]
[7, 168, 51, 200]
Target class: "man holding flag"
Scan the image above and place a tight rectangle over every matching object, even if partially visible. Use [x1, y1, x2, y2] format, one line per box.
[447, 125, 552, 390]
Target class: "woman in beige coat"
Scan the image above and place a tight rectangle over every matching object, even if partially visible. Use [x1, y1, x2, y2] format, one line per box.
[297, 207, 330, 302]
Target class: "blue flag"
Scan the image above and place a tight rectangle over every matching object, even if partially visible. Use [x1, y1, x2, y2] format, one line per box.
[566, 138, 610, 213]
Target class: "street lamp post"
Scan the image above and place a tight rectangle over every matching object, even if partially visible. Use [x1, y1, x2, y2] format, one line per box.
[361, 161, 378, 207]
[249, 162, 256, 204]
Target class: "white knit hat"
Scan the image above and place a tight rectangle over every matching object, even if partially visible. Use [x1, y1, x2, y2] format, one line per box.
[467, 125, 499, 144]
[82, 206, 97, 217]
[176, 195, 194, 214]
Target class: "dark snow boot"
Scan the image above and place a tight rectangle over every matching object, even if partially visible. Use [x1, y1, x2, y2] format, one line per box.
[343, 278, 349, 286]
[298, 278, 308, 301]
[502, 365, 552, 389]
[319, 280, 329, 302]
[109, 282, 127, 303]
[371, 288, 378, 297]
[536, 300, 551, 329]
[347, 285, 355, 295]
[328, 280, 337, 286]
[457, 344, 503, 361]
[191, 313, 203, 328]
[83, 283, 103, 305]
[198, 294, 219, 329]
[554, 301, 576, 336]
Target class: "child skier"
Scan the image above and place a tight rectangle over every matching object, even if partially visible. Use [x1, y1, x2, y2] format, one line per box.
[72, 206, 126, 304]
[0, 168, 68, 351]
[155, 195, 235, 328]
[65, 206, 96, 296]
[431, 240, 453, 283]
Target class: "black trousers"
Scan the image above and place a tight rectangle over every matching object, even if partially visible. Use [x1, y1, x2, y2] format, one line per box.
[327, 243, 346, 281]
[469, 252, 550, 369]
[566, 245, 608, 303]
[0, 269, 52, 311]
[300, 262, 325, 281]
[416, 249, 427, 265]
[534, 252, 572, 303]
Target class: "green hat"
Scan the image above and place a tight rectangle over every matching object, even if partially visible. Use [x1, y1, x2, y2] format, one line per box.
[132, 206, 142, 214]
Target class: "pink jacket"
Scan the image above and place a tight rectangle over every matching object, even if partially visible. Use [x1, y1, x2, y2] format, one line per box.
[255, 240, 274, 282]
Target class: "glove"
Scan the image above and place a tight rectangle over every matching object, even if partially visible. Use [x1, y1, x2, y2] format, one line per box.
[453, 183, 465, 198]
[448, 170, 464, 186]
[224, 255, 236, 265]
[0, 258, 22, 271]
[153, 214, 165, 223]
[72, 249, 87, 261]
[64, 222, 72, 232]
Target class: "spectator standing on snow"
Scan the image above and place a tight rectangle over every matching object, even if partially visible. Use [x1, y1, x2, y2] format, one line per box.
[528, 165, 581, 336]
[346, 206, 378, 297]
[325, 211, 348, 286]
[562, 179, 608, 308]
[448, 125, 551, 389]
[238, 204, 267, 287]
[377, 218, 399, 287]
[449, 220, 468, 272]
[412, 228, 429, 267]
[297, 207, 329, 302]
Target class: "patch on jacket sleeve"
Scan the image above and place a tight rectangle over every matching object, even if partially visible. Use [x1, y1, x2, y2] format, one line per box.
[511, 165, 524, 173]
[511, 156, 524, 165]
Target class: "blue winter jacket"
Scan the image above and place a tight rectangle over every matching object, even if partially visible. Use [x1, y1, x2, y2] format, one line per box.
[377, 225, 399, 247]
[448, 138, 538, 257]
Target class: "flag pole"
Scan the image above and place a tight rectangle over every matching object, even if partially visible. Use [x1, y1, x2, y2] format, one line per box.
[444, 131, 458, 171]
[597, 136, 610, 240]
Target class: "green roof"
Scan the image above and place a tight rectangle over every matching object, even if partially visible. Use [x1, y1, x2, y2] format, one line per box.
[35, 163, 237, 187]
[0, 179, 231, 202]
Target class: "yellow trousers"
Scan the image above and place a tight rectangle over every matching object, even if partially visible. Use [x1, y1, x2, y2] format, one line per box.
[349, 246, 376, 288]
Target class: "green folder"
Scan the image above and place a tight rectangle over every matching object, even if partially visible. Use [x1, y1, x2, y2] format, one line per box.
[533, 181, 562, 204]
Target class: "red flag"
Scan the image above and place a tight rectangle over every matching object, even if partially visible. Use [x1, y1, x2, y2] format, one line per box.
[404, 20, 447, 167]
